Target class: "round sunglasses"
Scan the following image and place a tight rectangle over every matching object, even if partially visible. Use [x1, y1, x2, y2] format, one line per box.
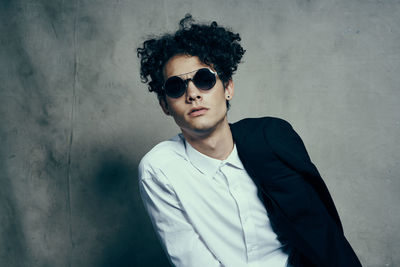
[163, 68, 217, 98]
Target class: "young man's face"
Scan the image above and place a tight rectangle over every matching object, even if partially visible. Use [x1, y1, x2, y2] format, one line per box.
[160, 54, 234, 139]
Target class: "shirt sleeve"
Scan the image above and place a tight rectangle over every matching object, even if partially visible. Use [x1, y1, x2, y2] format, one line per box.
[139, 171, 222, 267]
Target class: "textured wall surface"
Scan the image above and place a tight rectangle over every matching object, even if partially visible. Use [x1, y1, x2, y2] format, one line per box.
[1, 0, 399, 266]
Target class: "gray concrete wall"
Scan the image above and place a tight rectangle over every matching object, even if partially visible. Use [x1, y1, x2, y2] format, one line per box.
[0, 0, 399, 266]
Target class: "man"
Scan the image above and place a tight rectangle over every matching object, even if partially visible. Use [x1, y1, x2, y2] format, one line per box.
[137, 14, 361, 267]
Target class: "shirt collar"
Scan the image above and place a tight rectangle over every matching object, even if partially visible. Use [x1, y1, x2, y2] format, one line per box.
[184, 137, 244, 177]
[224, 145, 245, 170]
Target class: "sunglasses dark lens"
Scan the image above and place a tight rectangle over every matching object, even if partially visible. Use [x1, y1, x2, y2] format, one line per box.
[164, 68, 217, 98]
[164, 76, 186, 98]
[193, 68, 216, 90]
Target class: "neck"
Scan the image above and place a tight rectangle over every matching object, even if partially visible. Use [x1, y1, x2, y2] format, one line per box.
[182, 117, 234, 160]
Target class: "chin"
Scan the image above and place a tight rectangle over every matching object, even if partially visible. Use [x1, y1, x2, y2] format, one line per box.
[189, 119, 224, 135]
[178, 121, 212, 135]
[177, 114, 226, 136]
[190, 123, 214, 133]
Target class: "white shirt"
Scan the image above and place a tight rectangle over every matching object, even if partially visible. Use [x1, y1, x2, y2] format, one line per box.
[139, 134, 290, 267]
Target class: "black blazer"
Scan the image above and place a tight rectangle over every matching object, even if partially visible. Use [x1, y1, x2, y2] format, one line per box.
[230, 117, 361, 267]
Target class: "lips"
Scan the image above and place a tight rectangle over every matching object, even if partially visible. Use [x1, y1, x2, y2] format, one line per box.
[189, 106, 208, 117]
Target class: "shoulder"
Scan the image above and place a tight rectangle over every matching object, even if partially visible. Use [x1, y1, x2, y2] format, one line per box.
[138, 134, 187, 180]
[231, 116, 294, 138]
[231, 116, 306, 158]
[231, 116, 291, 129]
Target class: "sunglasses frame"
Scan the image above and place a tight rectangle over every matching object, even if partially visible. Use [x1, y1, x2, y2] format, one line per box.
[162, 68, 217, 98]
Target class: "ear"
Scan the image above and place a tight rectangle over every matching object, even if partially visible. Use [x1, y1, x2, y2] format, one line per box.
[224, 79, 234, 100]
[159, 98, 171, 116]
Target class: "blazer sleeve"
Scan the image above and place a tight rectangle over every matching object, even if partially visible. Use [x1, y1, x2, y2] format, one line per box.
[231, 117, 362, 266]
[262, 118, 343, 232]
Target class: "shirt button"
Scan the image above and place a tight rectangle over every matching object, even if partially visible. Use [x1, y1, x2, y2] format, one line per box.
[249, 244, 258, 251]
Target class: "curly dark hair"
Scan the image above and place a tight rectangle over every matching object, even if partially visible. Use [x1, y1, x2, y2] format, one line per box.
[137, 14, 245, 107]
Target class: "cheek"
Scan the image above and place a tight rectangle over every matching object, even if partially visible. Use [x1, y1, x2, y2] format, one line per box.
[212, 88, 228, 108]
[168, 101, 186, 117]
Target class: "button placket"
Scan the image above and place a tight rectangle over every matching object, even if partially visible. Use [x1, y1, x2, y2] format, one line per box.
[223, 165, 259, 261]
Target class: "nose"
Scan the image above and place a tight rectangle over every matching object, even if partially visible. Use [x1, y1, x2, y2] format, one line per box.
[185, 80, 202, 102]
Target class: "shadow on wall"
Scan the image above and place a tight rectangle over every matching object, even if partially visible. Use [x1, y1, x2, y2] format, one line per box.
[0, 0, 171, 265]
[78, 150, 171, 267]
[0, 141, 30, 266]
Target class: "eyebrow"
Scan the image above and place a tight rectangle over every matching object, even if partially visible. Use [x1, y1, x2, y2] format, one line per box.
[172, 67, 216, 78]
[174, 68, 201, 77]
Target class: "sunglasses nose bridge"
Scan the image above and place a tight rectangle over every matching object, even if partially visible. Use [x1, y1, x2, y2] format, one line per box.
[184, 78, 202, 100]
[183, 77, 196, 92]
[183, 78, 192, 87]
